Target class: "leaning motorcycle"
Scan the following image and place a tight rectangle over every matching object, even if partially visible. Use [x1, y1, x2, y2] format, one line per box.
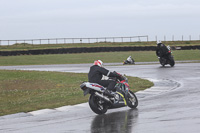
[123, 59, 135, 65]
[123, 56, 135, 65]
[80, 74, 138, 115]
[158, 45, 175, 67]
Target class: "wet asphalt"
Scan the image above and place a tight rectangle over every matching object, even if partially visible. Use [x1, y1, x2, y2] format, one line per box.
[0, 62, 200, 133]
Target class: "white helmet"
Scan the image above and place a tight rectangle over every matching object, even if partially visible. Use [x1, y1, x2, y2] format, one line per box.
[94, 60, 103, 67]
[157, 40, 162, 45]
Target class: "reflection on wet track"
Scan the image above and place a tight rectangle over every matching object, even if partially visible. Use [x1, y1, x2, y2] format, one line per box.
[91, 109, 138, 133]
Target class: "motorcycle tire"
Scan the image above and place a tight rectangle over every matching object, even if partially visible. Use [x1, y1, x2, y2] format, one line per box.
[126, 91, 138, 109]
[123, 60, 128, 65]
[89, 94, 108, 115]
[166, 54, 174, 67]
[159, 58, 165, 67]
[170, 60, 175, 67]
[169, 58, 175, 67]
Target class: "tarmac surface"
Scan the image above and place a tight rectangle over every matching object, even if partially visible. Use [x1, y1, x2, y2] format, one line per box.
[0, 62, 200, 133]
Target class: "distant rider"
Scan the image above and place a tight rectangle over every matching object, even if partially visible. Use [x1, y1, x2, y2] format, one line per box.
[88, 60, 121, 97]
[126, 56, 135, 64]
[156, 41, 169, 57]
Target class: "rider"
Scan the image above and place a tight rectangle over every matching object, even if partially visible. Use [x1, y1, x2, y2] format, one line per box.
[126, 56, 135, 64]
[88, 60, 121, 97]
[156, 41, 169, 58]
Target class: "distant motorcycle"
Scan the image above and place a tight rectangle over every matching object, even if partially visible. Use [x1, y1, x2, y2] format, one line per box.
[158, 45, 175, 67]
[80, 74, 138, 115]
[123, 56, 135, 65]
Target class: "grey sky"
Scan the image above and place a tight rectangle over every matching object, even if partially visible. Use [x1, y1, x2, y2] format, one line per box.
[0, 0, 200, 41]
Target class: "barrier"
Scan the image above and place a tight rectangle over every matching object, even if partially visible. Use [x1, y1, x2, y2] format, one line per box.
[0, 46, 199, 56]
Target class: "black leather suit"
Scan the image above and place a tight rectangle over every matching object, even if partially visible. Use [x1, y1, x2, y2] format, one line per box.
[156, 43, 169, 57]
[88, 65, 120, 91]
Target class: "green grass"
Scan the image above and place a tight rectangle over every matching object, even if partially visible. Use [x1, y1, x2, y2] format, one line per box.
[0, 70, 153, 116]
[0, 50, 199, 66]
[1, 40, 200, 51]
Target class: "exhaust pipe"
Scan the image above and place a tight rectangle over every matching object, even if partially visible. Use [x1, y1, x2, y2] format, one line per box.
[95, 92, 111, 103]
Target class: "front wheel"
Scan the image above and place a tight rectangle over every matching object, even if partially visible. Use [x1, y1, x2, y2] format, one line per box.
[89, 94, 108, 115]
[126, 91, 138, 108]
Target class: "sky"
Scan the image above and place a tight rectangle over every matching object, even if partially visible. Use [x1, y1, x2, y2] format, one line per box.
[0, 0, 200, 41]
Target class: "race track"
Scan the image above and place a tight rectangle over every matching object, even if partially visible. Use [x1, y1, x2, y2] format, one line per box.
[0, 63, 200, 133]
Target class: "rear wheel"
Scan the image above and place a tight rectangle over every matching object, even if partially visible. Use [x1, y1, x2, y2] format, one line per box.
[159, 57, 165, 67]
[169, 58, 175, 67]
[170, 60, 175, 67]
[126, 91, 138, 108]
[168, 55, 175, 67]
[89, 94, 108, 115]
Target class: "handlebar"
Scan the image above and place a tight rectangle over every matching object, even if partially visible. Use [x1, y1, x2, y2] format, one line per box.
[109, 73, 128, 83]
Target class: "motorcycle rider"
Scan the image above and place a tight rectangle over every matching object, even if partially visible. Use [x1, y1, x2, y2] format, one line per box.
[156, 41, 169, 58]
[126, 56, 135, 64]
[88, 60, 121, 97]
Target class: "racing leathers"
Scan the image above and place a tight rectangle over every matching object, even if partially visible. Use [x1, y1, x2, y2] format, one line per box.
[88, 65, 120, 92]
[156, 43, 169, 57]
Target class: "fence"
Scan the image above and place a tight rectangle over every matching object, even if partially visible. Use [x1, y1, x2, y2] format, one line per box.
[1, 35, 200, 46]
[0, 35, 148, 46]
[155, 35, 200, 42]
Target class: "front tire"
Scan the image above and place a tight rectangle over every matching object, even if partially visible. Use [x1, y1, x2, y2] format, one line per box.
[126, 91, 138, 108]
[89, 94, 108, 115]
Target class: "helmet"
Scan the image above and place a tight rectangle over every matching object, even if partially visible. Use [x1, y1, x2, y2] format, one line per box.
[94, 60, 103, 67]
[157, 40, 162, 45]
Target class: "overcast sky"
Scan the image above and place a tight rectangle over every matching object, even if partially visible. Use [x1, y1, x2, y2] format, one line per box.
[0, 0, 200, 41]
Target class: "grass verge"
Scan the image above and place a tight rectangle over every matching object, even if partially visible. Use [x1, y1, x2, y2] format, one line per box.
[0, 70, 153, 116]
[0, 50, 199, 66]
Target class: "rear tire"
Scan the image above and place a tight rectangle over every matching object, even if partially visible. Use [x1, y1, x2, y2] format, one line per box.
[126, 91, 138, 108]
[89, 94, 108, 115]
[169, 58, 175, 67]
[168, 55, 175, 67]
[159, 57, 165, 67]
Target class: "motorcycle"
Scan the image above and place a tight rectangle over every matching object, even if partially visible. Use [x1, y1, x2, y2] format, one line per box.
[123, 56, 135, 65]
[158, 45, 175, 67]
[80, 74, 138, 115]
